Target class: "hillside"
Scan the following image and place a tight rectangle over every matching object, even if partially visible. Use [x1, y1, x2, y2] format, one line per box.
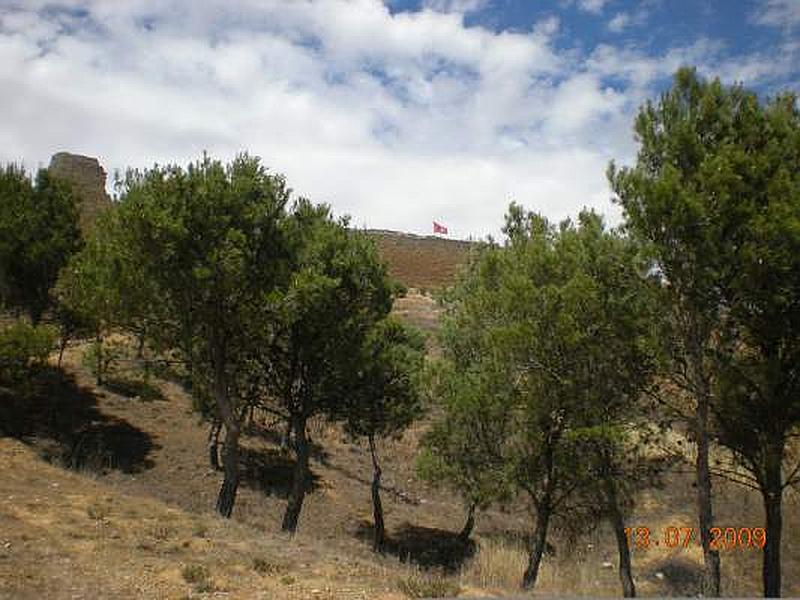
[1, 154, 798, 597]
[2, 322, 799, 598]
[367, 230, 473, 291]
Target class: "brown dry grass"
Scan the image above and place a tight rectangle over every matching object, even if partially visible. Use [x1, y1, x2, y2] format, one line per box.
[369, 230, 472, 290]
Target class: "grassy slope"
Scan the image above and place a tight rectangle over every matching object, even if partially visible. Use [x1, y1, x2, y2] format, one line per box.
[1, 233, 799, 598]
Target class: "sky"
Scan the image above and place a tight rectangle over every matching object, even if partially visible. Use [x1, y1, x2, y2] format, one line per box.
[0, 1, 798, 239]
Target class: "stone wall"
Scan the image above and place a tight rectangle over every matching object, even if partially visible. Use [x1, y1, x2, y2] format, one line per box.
[48, 152, 112, 232]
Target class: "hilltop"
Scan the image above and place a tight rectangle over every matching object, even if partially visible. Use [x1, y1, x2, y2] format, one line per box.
[45, 152, 472, 292]
[367, 230, 473, 291]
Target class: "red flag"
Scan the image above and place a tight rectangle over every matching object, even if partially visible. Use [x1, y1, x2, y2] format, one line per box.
[433, 221, 448, 235]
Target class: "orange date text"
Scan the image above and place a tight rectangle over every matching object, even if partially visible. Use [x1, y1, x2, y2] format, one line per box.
[623, 526, 766, 551]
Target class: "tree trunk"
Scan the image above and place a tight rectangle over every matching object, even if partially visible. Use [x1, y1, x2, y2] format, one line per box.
[137, 329, 151, 381]
[686, 328, 721, 597]
[459, 502, 477, 543]
[369, 434, 385, 552]
[207, 420, 222, 471]
[696, 394, 721, 596]
[280, 419, 293, 452]
[58, 334, 68, 368]
[603, 474, 635, 597]
[522, 502, 551, 589]
[137, 330, 145, 359]
[762, 444, 783, 597]
[215, 420, 240, 518]
[211, 350, 240, 519]
[282, 413, 309, 533]
[95, 332, 103, 386]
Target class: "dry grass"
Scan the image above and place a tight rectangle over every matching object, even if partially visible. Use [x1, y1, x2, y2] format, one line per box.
[462, 537, 528, 591]
[392, 291, 442, 334]
[0, 437, 403, 599]
[2, 311, 799, 598]
[395, 568, 460, 598]
[369, 230, 472, 290]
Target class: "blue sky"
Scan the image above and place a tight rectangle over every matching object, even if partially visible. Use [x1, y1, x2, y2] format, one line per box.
[0, 0, 797, 238]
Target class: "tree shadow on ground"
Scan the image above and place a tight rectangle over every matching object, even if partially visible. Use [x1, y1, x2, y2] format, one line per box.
[646, 557, 703, 596]
[241, 420, 329, 463]
[355, 520, 476, 572]
[0, 367, 156, 474]
[320, 460, 422, 506]
[102, 375, 165, 402]
[239, 445, 321, 499]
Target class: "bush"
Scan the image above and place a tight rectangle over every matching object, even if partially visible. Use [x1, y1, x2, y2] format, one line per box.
[396, 570, 460, 598]
[181, 563, 210, 585]
[81, 336, 127, 383]
[86, 499, 112, 521]
[0, 320, 56, 384]
[252, 557, 287, 575]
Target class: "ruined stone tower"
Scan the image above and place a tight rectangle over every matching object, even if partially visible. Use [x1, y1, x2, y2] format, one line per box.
[48, 152, 113, 232]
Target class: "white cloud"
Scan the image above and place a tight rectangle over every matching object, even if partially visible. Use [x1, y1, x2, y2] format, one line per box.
[421, 0, 490, 14]
[607, 2, 657, 34]
[0, 0, 795, 239]
[751, 0, 800, 28]
[534, 15, 561, 36]
[607, 12, 630, 32]
[577, 0, 610, 15]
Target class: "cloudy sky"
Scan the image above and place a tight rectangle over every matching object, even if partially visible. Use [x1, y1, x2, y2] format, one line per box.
[1, 0, 798, 238]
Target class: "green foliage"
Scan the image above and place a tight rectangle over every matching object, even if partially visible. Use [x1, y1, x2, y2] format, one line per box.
[342, 317, 425, 442]
[0, 321, 56, 381]
[422, 204, 656, 590]
[58, 200, 159, 345]
[424, 206, 655, 512]
[710, 91, 800, 462]
[0, 320, 57, 384]
[115, 152, 291, 399]
[0, 165, 82, 324]
[609, 67, 800, 454]
[80, 337, 127, 383]
[417, 363, 514, 511]
[252, 199, 395, 425]
[609, 67, 800, 596]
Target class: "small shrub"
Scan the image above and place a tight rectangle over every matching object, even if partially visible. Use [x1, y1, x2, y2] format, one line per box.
[253, 557, 286, 575]
[279, 574, 296, 586]
[0, 321, 56, 384]
[104, 376, 164, 401]
[81, 337, 126, 383]
[181, 563, 210, 585]
[194, 579, 215, 593]
[149, 523, 176, 541]
[397, 571, 460, 598]
[86, 500, 111, 521]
